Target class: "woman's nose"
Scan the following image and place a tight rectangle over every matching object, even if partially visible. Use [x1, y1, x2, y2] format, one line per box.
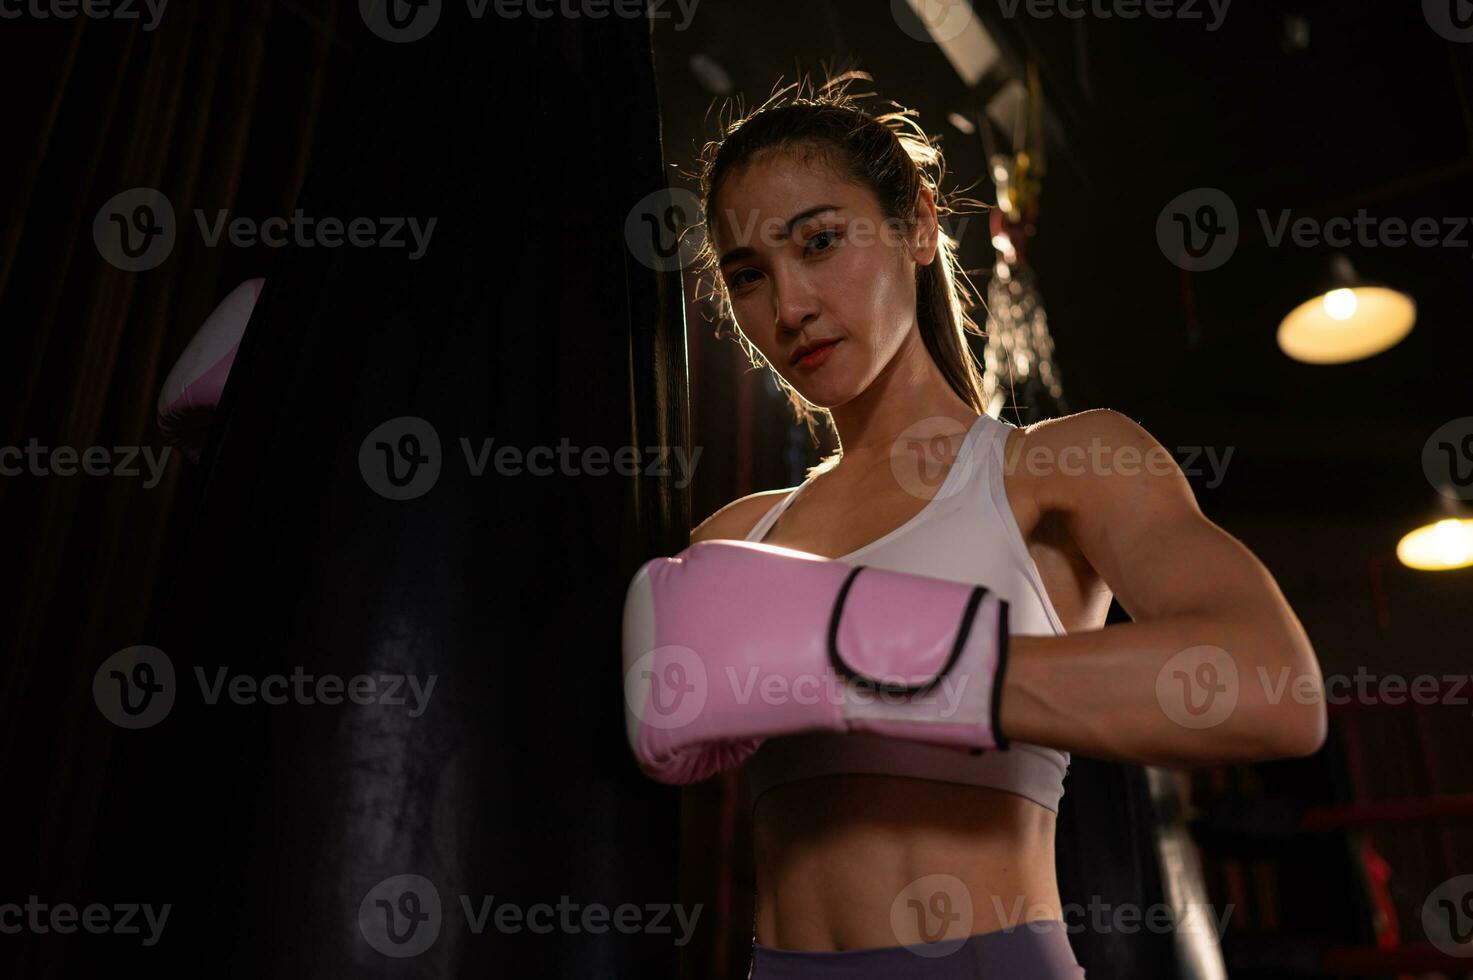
[771, 268, 819, 333]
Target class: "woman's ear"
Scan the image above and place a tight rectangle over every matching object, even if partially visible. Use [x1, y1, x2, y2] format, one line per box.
[910, 186, 941, 268]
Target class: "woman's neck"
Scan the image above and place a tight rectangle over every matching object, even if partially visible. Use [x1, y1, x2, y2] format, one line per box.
[825, 327, 980, 468]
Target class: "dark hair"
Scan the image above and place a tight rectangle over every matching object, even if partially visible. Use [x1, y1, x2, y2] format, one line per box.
[693, 70, 989, 449]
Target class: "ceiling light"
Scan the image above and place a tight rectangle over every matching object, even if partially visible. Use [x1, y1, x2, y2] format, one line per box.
[1277, 254, 1415, 364]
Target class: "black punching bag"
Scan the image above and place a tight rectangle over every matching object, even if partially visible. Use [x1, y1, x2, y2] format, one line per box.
[81, 5, 688, 977]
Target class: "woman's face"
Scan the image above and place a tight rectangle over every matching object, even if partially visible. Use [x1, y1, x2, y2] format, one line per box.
[710, 151, 937, 409]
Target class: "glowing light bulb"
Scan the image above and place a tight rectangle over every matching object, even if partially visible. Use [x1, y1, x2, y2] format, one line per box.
[1430, 519, 1473, 565]
[1397, 517, 1473, 571]
[1322, 288, 1358, 321]
[1278, 285, 1415, 363]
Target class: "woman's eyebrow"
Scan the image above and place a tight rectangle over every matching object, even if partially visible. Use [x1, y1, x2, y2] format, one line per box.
[718, 204, 841, 267]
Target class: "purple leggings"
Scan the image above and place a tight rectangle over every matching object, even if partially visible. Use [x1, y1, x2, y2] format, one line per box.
[748, 919, 1086, 979]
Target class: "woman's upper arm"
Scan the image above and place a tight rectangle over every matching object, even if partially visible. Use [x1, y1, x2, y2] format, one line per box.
[1028, 409, 1325, 751]
[1028, 409, 1289, 625]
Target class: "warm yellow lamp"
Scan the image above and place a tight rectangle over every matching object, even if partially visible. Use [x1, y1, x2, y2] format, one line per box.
[1277, 255, 1416, 364]
[1397, 484, 1473, 571]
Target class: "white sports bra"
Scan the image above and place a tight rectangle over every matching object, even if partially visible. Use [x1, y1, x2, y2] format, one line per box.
[741, 412, 1071, 813]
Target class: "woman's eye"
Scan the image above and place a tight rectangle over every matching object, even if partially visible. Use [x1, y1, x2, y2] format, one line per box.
[806, 229, 841, 253]
[730, 269, 760, 289]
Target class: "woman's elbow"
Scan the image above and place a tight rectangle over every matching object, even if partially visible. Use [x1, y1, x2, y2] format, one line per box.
[1272, 699, 1328, 758]
[1195, 700, 1325, 767]
[1252, 657, 1329, 759]
[1246, 619, 1328, 759]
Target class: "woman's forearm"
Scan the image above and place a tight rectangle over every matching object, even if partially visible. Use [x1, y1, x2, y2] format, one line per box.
[997, 604, 1327, 767]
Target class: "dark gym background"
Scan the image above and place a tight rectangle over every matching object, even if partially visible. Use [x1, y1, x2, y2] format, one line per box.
[1, 1, 1470, 977]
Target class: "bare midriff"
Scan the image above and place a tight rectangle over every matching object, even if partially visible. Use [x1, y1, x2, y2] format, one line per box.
[751, 773, 1061, 951]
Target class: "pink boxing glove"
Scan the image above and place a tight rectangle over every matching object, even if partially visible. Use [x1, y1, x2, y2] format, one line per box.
[157, 277, 264, 461]
[621, 539, 1012, 785]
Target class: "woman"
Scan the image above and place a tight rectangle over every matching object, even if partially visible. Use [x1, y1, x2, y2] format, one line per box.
[678, 73, 1326, 978]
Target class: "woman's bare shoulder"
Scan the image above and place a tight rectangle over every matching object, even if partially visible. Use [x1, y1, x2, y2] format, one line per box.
[690, 487, 798, 544]
[1006, 408, 1164, 513]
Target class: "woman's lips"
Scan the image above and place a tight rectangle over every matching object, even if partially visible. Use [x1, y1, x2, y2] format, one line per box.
[794, 339, 840, 369]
